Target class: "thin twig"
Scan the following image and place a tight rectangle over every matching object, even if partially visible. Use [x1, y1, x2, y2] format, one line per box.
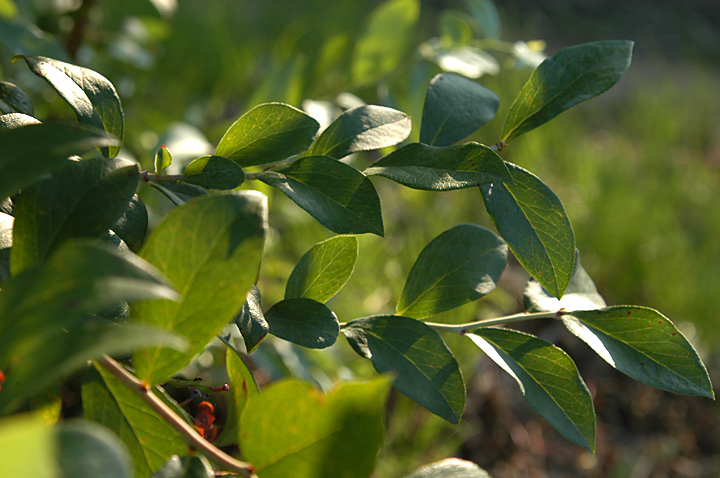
[98, 355, 257, 478]
[424, 310, 560, 335]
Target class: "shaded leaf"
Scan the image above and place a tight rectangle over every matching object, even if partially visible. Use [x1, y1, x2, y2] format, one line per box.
[365, 142, 511, 191]
[467, 0, 501, 39]
[405, 458, 493, 478]
[0, 81, 33, 115]
[11, 156, 139, 274]
[240, 377, 391, 478]
[310, 105, 411, 159]
[155, 145, 172, 174]
[524, 250, 606, 312]
[181, 155, 245, 190]
[234, 285, 268, 353]
[397, 224, 507, 318]
[342, 315, 465, 423]
[132, 191, 267, 384]
[111, 194, 149, 253]
[215, 103, 319, 167]
[149, 181, 209, 206]
[502, 41, 633, 143]
[352, 0, 419, 86]
[265, 298, 339, 349]
[58, 419, 132, 478]
[561, 307, 714, 398]
[0, 413, 55, 477]
[480, 162, 575, 299]
[285, 235, 358, 302]
[0, 122, 117, 199]
[214, 348, 260, 447]
[0, 211, 11, 285]
[468, 327, 595, 451]
[258, 156, 383, 236]
[420, 73, 499, 146]
[83, 363, 187, 478]
[15, 55, 124, 157]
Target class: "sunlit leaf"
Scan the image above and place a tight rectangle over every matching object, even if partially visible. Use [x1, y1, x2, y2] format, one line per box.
[501, 41, 633, 144]
[258, 156, 383, 236]
[405, 458, 493, 478]
[342, 315, 465, 423]
[265, 298, 339, 349]
[310, 105, 411, 159]
[480, 162, 575, 299]
[215, 103, 319, 167]
[181, 155, 245, 190]
[240, 377, 391, 478]
[365, 142, 511, 191]
[285, 235, 358, 302]
[0, 413, 55, 477]
[468, 327, 595, 451]
[420, 73, 499, 146]
[561, 307, 714, 398]
[0, 111, 40, 130]
[397, 224, 507, 318]
[154, 145, 172, 174]
[234, 285, 268, 353]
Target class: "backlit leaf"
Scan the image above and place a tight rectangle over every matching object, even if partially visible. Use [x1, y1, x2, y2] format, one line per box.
[468, 327, 595, 451]
[181, 155, 245, 190]
[149, 181, 209, 206]
[501, 41, 633, 144]
[342, 315, 465, 423]
[0, 413, 55, 477]
[215, 103, 319, 167]
[265, 298, 339, 349]
[561, 307, 714, 398]
[397, 224, 507, 318]
[480, 162, 575, 299]
[365, 142, 511, 191]
[154, 145, 172, 174]
[213, 348, 259, 447]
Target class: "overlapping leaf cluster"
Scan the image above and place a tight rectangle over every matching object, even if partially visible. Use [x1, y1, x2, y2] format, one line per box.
[0, 29, 712, 478]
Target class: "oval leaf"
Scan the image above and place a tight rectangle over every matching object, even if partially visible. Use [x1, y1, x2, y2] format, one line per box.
[397, 224, 508, 318]
[524, 250, 606, 313]
[501, 41, 634, 144]
[149, 181, 209, 206]
[258, 156, 384, 236]
[561, 307, 714, 398]
[111, 194, 149, 253]
[285, 235, 358, 302]
[11, 157, 140, 275]
[0, 81, 33, 116]
[215, 103, 319, 167]
[181, 155, 245, 190]
[240, 377, 391, 478]
[310, 105, 411, 159]
[0, 122, 117, 199]
[132, 191, 267, 384]
[480, 162, 575, 299]
[405, 458, 492, 478]
[342, 315, 465, 423]
[468, 327, 596, 451]
[265, 298, 339, 349]
[234, 285, 268, 353]
[16, 55, 124, 157]
[420, 73, 500, 146]
[154, 144, 172, 174]
[365, 142, 512, 191]
[57, 420, 132, 478]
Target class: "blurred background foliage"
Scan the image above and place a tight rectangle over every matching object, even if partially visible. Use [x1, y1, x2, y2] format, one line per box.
[1, 0, 718, 476]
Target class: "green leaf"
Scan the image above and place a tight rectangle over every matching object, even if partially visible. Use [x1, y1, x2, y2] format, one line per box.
[310, 105, 411, 159]
[524, 250, 606, 313]
[181, 155, 245, 190]
[405, 458, 493, 478]
[0, 81, 33, 115]
[0, 122, 117, 199]
[258, 156, 384, 236]
[285, 235, 358, 302]
[154, 145, 172, 174]
[352, 0, 419, 86]
[397, 224, 507, 318]
[234, 285, 268, 353]
[213, 348, 260, 447]
[0, 211, 11, 285]
[365, 142, 512, 191]
[240, 377, 391, 478]
[342, 315, 465, 423]
[0, 413, 55, 477]
[215, 103, 319, 167]
[58, 419, 132, 478]
[501, 41, 633, 144]
[132, 191, 267, 384]
[439, 11, 474, 46]
[149, 181, 209, 206]
[11, 156, 140, 275]
[83, 363, 187, 478]
[15, 55, 125, 157]
[265, 298, 339, 349]
[468, 327, 595, 451]
[111, 194, 149, 253]
[480, 162, 575, 299]
[466, 0, 501, 39]
[0, 111, 40, 130]
[420, 73, 500, 146]
[561, 307, 714, 398]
